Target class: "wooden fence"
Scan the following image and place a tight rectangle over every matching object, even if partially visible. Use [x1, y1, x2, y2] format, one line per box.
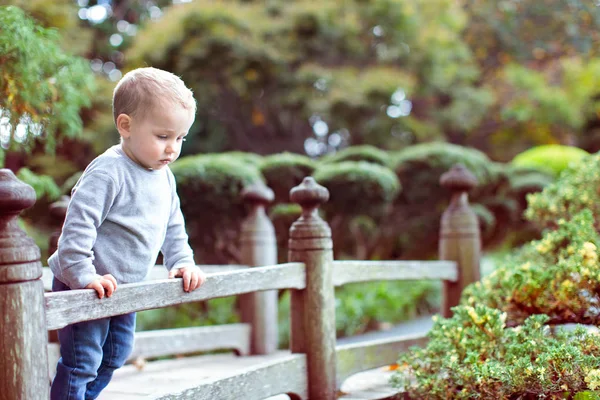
[0, 164, 480, 400]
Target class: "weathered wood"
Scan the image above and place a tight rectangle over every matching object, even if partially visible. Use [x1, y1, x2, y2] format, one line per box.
[332, 260, 458, 286]
[239, 183, 279, 355]
[149, 353, 308, 400]
[439, 164, 481, 317]
[41, 264, 249, 291]
[335, 334, 429, 388]
[128, 324, 251, 359]
[0, 169, 49, 400]
[289, 177, 337, 400]
[47, 324, 252, 380]
[45, 263, 306, 330]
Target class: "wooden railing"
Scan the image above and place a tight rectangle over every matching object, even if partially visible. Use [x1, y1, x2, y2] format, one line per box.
[0, 164, 480, 400]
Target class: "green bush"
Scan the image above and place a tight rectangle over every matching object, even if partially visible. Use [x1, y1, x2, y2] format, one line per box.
[392, 142, 494, 205]
[512, 144, 590, 177]
[386, 144, 553, 258]
[463, 210, 600, 326]
[313, 161, 400, 217]
[525, 153, 600, 232]
[170, 155, 263, 263]
[394, 306, 600, 399]
[260, 153, 316, 204]
[321, 145, 391, 167]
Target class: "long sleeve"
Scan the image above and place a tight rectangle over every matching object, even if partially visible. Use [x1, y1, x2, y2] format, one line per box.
[52, 172, 120, 289]
[161, 178, 195, 271]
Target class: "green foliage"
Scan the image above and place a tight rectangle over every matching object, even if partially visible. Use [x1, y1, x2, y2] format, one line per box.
[464, 210, 600, 326]
[392, 142, 493, 204]
[389, 143, 524, 258]
[16, 168, 60, 201]
[170, 155, 263, 263]
[278, 280, 440, 348]
[313, 161, 400, 217]
[136, 297, 239, 332]
[525, 153, 600, 231]
[513, 145, 589, 179]
[0, 5, 95, 153]
[124, 0, 481, 153]
[394, 306, 600, 399]
[464, 0, 600, 67]
[321, 145, 391, 167]
[333, 280, 440, 337]
[259, 153, 316, 204]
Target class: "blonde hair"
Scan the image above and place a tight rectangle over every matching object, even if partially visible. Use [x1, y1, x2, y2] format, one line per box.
[112, 67, 196, 123]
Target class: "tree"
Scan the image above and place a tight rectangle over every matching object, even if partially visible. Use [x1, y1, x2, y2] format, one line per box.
[0, 5, 95, 160]
[122, 0, 481, 155]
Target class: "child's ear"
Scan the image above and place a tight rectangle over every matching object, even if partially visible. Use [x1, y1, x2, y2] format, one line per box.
[116, 114, 132, 139]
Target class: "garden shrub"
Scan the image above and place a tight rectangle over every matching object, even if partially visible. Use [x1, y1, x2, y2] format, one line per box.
[211, 151, 264, 167]
[312, 161, 400, 259]
[389, 144, 522, 258]
[313, 161, 400, 218]
[463, 210, 600, 326]
[321, 145, 391, 167]
[260, 153, 316, 204]
[391, 142, 494, 205]
[393, 305, 600, 399]
[170, 154, 263, 263]
[525, 153, 600, 232]
[512, 144, 590, 177]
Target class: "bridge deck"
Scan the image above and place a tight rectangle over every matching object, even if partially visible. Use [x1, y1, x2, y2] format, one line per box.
[82, 315, 434, 399]
[96, 350, 399, 400]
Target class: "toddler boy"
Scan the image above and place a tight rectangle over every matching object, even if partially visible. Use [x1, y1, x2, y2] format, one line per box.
[48, 67, 206, 399]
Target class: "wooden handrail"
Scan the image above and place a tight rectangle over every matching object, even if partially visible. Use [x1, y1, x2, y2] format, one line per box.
[45, 263, 306, 330]
[41, 264, 250, 291]
[332, 260, 458, 286]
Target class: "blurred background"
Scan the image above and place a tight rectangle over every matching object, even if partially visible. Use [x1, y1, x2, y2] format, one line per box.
[2, 0, 600, 340]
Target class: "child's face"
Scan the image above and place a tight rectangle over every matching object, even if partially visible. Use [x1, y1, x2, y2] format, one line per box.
[118, 102, 194, 170]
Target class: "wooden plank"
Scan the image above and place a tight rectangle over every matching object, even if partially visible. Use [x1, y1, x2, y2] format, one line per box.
[129, 324, 251, 360]
[47, 324, 252, 381]
[335, 333, 429, 387]
[149, 353, 307, 400]
[332, 260, 457, 287]
[45, 263, 305, 330]
[41, 264, 250, 291]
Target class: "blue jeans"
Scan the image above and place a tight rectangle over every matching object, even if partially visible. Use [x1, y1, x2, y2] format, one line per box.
[50, 278, 136, 400]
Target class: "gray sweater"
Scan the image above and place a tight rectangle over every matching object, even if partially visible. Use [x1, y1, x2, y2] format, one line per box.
[49, 145, 195, 289]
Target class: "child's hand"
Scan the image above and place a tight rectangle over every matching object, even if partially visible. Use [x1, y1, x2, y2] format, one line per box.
[168, 266, 207, 292]
[85, 274, 118, 299]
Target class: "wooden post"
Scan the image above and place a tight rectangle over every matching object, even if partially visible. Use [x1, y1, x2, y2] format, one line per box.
[288, 177, 336, 400]
[239, 183, 278, 355]
[0, 169, 49, 399]
[48, 195, 69, 258]
[48, 196, 69, 346]
[439, 164, 481, 318]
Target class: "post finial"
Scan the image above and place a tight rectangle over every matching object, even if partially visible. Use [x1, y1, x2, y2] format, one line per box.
[242, 182, 275, 205]
[0, 169, 41, 281]
[440, 164, 478, 192]
[290, 177, 329, 215]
